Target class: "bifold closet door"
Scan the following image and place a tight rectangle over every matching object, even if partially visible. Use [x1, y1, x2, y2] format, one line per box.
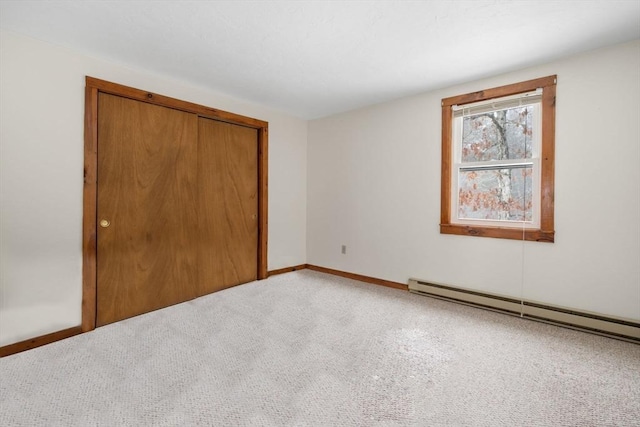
[96, 93, 199, 326]
[197, 117, 258, 295]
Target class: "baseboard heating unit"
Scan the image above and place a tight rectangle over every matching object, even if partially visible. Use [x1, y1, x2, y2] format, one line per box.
[408, 279, 640, 343]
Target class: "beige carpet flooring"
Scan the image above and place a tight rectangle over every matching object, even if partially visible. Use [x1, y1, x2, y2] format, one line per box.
[1, 270, 639, 426]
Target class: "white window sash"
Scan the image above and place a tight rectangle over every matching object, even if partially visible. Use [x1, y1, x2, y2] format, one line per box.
[451, 96, 542, 229]
[451, 158, 541, 229]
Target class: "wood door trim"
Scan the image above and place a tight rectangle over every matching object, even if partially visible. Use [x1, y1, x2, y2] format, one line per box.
[85, 77, 268, 129]
[82, 76, 268, 333]
[258, 127, 268, 277]
[82, 85, 98, 332]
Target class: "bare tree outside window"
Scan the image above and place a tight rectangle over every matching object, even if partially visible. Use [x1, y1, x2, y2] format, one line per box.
[458, 107, 533, 221]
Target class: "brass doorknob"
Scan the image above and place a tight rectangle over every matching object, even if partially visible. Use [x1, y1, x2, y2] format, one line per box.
[99, 219, 111, 228]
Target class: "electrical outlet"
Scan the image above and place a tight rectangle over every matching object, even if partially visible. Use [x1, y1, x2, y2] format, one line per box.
[341, 245, 346, 254]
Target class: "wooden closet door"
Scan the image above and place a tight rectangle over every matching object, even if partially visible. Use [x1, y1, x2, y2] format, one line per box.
[198, 118, 258, 295]
[96, 93, 199, 326]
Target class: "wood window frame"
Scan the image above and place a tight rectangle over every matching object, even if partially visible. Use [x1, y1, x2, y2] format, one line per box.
[82, 77, 269, 332]
[440, 75, 556, 242]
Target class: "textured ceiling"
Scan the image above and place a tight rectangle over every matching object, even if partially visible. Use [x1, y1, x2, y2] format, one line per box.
[1, 1, 639, 119]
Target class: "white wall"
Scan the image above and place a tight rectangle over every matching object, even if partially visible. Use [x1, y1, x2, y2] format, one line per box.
[308, 40, 640, 321]
[0, 30, 308, 346]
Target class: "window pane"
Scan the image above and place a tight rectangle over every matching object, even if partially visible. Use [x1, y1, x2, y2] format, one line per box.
[458, 167, 532, 221]
[461, 106, 533, 162]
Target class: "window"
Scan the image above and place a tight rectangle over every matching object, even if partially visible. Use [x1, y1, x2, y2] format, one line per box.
[440, 76, 556, 242]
